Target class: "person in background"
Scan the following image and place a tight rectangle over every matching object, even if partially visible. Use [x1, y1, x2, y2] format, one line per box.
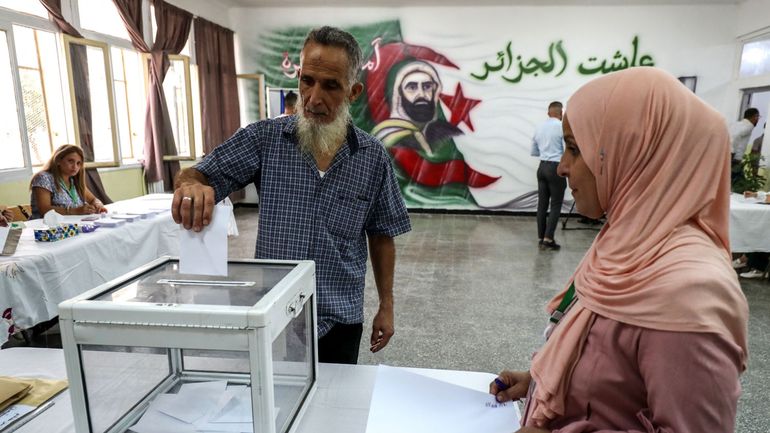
[531, 101, 566, 250]
[730, 107, 761, 186]
[491, 68, 748, 432]
[30, 144, 108, 219]
[0, 207, 13, 227]
[277, 90, 298, 117]
[171, 26, 411, 365]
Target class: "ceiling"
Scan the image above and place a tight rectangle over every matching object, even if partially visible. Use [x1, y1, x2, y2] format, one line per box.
[219, 0, 742, 7]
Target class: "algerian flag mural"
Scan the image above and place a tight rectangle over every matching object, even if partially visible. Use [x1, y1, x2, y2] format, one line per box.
[254, 19, 659, 211]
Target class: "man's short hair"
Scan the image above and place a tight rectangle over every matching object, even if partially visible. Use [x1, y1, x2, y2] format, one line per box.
[548, 101, 563, 111]
[284, 91, 298, 108]
[744, 108, 760, 119]
[303, 26, 362, 85]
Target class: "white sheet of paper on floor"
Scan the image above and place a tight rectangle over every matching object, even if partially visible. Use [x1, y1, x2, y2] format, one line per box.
[179, 204, 230, 276]
[365, 365, 520, 433]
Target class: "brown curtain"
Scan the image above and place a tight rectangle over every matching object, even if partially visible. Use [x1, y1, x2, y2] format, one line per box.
[113, 0, 192, 191]
[194, 17, 240, 155]
[195, 17, 242, 200]
[39, 0, 112, 203]
[145, 0, 192, 191]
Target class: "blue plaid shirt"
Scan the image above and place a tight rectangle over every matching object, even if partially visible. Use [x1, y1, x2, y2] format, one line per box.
[195, 116, 411, 337]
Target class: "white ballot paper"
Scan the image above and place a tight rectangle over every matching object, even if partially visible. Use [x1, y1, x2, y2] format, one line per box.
[179, 204, 230, 276]
[365, 365, 520, 433]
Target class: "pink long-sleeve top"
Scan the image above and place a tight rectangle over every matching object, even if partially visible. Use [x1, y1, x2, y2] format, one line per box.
[543, 315, 744, 433]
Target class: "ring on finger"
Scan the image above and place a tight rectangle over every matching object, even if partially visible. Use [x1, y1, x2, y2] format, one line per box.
[182, 196, 193, 201]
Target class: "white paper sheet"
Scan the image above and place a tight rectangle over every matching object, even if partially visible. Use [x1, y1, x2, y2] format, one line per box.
[209, 386, 252, 423]
[365, 365, 520, 433]
[0, 227, 9, 253]
[154, 381, 227, 424]
[0, 403, 34, 429]
[128, 406, 198, 433]
[179, 204, 230, 276]
[129, 381, 261, 433]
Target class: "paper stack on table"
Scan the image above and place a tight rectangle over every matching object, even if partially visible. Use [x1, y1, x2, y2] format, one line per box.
[128, 381, 274, 433]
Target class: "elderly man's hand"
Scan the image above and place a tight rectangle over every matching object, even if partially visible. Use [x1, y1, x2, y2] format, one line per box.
[370, 304, 394, 352]
[172, 182, 216, 232]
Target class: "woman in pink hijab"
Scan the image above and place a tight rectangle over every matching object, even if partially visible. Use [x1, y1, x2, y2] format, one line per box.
[491, 67, 749, 432]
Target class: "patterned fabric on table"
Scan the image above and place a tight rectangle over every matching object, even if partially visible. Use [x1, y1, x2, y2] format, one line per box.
[30, 171, 84, 219]
[196, 116, 411, 337]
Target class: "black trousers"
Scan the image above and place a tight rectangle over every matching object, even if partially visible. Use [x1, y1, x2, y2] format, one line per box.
[747, 253, 769, 271]
[318, 322, 363, 364]
[536, 160, 567, 240]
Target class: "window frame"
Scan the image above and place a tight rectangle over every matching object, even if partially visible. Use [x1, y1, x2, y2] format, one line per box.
[0, 18, 31, 181]
[62, 34, 120, 168]
[162, 53, 196, 161]
[0, 8, 71, 183]
[111, 46, 145, 163]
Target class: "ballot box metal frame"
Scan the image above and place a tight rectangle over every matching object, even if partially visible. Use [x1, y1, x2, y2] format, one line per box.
[58, 256, 317, 433]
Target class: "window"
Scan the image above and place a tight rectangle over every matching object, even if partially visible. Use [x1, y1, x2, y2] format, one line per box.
[63, 35, 119, 167]
[77, 0, 130, 41]
[740, 38, 770, 78]
[0, 29, 25, 170]
[163, 55, 195, 160]
[14, 24, 73, 167]
[0, 0, 48, 18]
[111, 47, 146, 163]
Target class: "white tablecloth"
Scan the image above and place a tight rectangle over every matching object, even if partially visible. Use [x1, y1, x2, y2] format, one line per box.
[0, 194, 179, 346]
[0, 348, 500, 433]
[730, 193, 770, 252]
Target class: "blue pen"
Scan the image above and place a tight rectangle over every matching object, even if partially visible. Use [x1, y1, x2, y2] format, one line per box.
[494, 377, 510, 391]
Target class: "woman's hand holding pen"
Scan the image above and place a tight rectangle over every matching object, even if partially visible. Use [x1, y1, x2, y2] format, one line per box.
[489, 370, 531, 402]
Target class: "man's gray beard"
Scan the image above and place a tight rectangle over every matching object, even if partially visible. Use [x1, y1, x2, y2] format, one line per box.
[296, 101, 351, 158]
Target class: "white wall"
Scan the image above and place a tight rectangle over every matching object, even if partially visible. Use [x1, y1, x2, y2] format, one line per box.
[167, 0, 232, 28]
[735, 0, 770, 39]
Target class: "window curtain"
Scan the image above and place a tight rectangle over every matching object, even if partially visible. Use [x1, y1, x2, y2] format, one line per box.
[38, 0, 112, 204]
[194, 17, 242, 200]
[113, 0, 192, 192]
[194, 17, 240, 155]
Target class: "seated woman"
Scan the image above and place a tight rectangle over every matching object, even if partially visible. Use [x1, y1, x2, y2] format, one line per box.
[30, 144, 108, 219]
[491, 68, 748, 432]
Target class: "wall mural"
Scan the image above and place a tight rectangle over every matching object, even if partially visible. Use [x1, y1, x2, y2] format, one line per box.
[254, 20, 656, 211]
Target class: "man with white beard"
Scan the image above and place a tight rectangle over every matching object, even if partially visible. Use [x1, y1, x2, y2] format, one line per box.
[172, 26, 411, 364]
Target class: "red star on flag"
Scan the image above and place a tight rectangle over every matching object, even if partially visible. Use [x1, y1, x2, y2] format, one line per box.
[440, 83, 481, 132]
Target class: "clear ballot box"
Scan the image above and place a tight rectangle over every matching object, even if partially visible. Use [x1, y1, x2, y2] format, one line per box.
[58, 256, 317, 433]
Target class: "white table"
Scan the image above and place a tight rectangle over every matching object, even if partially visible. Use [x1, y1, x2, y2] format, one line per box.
[730, 193, 770, 252]
[0, 347, 500, 433]
[0, 194, 179, 346]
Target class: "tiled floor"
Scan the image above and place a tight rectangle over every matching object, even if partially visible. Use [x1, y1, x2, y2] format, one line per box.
[230, 207, 769, 433]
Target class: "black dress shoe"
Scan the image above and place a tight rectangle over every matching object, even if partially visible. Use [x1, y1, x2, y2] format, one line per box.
[541, 240, 561, 250]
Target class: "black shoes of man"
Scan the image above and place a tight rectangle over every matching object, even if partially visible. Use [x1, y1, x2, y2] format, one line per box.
[538, 239, 561, 251]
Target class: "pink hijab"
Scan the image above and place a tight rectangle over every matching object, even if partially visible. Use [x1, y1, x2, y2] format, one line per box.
[527, 67, 749, 427]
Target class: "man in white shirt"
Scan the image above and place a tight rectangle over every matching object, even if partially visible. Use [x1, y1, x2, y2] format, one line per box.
[531, 101, 566, 250]
[730, 107, 761, 185]
[276, 91, 298, 118]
